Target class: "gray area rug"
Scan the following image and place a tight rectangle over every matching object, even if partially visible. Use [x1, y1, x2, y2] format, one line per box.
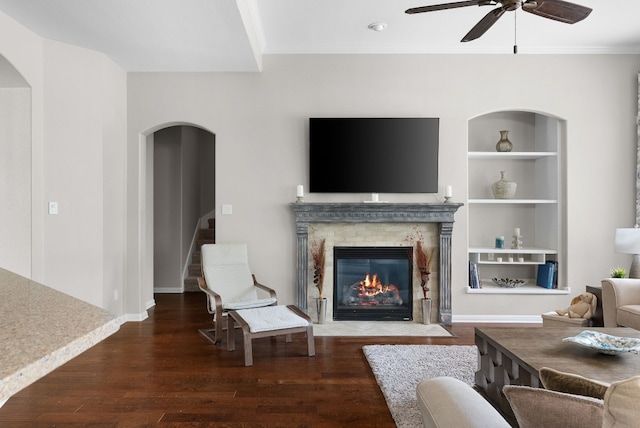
[363, 344, 477, 428]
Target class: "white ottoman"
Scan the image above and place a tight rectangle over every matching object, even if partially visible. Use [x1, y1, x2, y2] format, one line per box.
[227, 305, 315, 366]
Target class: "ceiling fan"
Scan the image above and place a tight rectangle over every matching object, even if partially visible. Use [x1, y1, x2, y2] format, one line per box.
[405, 0, 592, 42]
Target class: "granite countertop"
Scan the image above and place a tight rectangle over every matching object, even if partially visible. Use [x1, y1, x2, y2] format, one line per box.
[0, 268, 120, 405]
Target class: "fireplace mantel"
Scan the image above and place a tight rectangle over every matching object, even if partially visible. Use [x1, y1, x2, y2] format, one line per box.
[289, 202, 462, 324]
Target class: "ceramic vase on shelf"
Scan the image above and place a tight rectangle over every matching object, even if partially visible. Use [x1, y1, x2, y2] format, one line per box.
[495, 130, 513, 152]
[492, 170, 517, 199]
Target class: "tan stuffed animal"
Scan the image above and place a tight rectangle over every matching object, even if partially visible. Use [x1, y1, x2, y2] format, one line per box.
[556, 292, 597, 319]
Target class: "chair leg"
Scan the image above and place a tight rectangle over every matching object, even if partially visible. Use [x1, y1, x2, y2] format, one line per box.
[306, 325, 315, 357]
[199, 314, 227, 346]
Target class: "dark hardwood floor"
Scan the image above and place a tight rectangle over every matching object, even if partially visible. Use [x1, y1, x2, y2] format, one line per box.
[0, 293, 500, 427]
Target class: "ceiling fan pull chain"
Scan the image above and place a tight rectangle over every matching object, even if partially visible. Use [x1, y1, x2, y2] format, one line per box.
[513, 9, 517, 54]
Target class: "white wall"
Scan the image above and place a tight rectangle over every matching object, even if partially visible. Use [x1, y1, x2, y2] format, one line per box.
[128, 54, 640, 319]
[0, 11, 127, 314]
[0, 86, 30, 277]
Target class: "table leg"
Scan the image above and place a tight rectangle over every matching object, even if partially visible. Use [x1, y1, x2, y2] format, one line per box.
[306, 325, 315, 357]
[243, 328, 253, 366]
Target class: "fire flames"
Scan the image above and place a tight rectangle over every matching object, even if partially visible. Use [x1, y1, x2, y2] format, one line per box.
[354, 273, 402, 303]
[359, 273, 386, 296]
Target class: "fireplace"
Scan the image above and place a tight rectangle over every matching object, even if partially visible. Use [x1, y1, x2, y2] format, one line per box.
[334, 247, 412, 321]
[289, 202, 462, 324]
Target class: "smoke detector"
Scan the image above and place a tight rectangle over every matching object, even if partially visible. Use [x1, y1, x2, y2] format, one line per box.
[368, 22, 387, 32]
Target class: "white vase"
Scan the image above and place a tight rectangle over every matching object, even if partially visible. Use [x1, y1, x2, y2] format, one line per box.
[492, 171, 517, 199]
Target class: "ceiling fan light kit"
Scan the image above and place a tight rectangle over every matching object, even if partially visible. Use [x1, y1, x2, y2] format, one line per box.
[406, 0, 592, 43]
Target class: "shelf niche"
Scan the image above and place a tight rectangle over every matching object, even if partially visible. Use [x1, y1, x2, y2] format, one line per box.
[467, 111, 566, 294]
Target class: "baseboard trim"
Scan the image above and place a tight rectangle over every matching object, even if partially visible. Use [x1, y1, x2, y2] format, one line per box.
[153, 287, 183, 294]
[452, 314, 543, 324]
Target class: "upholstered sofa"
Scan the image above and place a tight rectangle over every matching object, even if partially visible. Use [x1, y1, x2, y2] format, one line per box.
[416, 368, 640, 428]
[601, 278, 640, 329]
[416, 377, 510, 427]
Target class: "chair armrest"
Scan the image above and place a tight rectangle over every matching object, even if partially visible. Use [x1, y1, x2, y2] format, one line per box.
[198, 277, 223, 315]
[601, 278, 640, 327]
[252, 274, 277, 299]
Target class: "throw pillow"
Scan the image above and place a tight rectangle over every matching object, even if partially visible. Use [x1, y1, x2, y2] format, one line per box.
[540, 367, 609, 399]
[503, 385, 603, 428]
[603, 375, 640, 428]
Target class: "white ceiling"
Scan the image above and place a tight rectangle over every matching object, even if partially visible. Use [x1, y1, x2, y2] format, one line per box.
[0, 0, 638, 72]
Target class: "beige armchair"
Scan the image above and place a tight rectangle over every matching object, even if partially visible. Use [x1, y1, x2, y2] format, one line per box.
[601, 278, 640, 330]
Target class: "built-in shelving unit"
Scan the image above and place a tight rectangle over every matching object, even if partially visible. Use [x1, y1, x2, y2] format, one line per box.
[467, 111, 567, 295]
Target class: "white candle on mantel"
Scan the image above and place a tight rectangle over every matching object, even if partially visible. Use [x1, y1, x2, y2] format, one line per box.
[445, 185, 453, 198]
[514, 227, 521, 236]
[371, 193, 379, 202]
[296, 185, 304, 198]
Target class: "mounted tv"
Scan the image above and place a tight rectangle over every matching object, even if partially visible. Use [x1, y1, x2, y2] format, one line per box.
[309, 118, 439, 193]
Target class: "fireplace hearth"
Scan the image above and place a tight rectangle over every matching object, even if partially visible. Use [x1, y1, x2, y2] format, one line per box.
[334, 247, 412, 321]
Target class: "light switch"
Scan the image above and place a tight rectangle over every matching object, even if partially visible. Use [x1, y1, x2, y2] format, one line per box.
[48, 201, 58, 215]
[222, 204, 233, 215]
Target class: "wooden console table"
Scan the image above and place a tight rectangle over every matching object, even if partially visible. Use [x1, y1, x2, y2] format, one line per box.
[475, 326, 640, 425]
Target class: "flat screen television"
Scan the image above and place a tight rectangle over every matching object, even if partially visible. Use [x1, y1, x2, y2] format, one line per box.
[309, 117, 439, 193]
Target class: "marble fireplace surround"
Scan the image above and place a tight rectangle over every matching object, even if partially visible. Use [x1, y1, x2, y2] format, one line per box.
[289, 202, 462, 324]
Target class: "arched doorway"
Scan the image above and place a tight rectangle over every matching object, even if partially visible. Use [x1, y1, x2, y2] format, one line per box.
[152, 125, 215, 294]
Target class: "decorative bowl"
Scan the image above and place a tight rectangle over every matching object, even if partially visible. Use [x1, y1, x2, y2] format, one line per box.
[492, 278, 526, 288]
[562, 330, 640, 355]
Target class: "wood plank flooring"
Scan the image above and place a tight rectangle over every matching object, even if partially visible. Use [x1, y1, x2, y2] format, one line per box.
[0, 293, 511, 427]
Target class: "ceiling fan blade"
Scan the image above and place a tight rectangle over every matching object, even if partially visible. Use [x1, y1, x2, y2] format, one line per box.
[405, 0, 494, 14]
[522, 0, 592, 24]
[461, 7, 506, 42]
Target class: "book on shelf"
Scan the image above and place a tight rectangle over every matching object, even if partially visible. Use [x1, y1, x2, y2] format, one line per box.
[536, 262, 555, 289]
[469, 261, 481, 289]
[547, 260, 558, 288]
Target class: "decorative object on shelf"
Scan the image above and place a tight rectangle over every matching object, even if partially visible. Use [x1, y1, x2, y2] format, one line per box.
[296, 184, 304, 203]
[491, 170, 517, 199]
[469, 261, 480, 289]
[610, 266, 627, 278]
[562, 330, 640, 355]
[310, 237, 326, 323]
[495, 236, 505, 249]
[495, 130, 513, 152]
[492, 278, 526, 288]
[614, 226, 640, 278]
[536, 262, 556, 289]
[444, 185, 453, 203]
[512, 227, 523, 249]
[421, 297, 432, 324]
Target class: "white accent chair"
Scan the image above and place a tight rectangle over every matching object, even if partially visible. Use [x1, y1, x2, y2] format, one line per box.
[198, 243, 277, 345]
